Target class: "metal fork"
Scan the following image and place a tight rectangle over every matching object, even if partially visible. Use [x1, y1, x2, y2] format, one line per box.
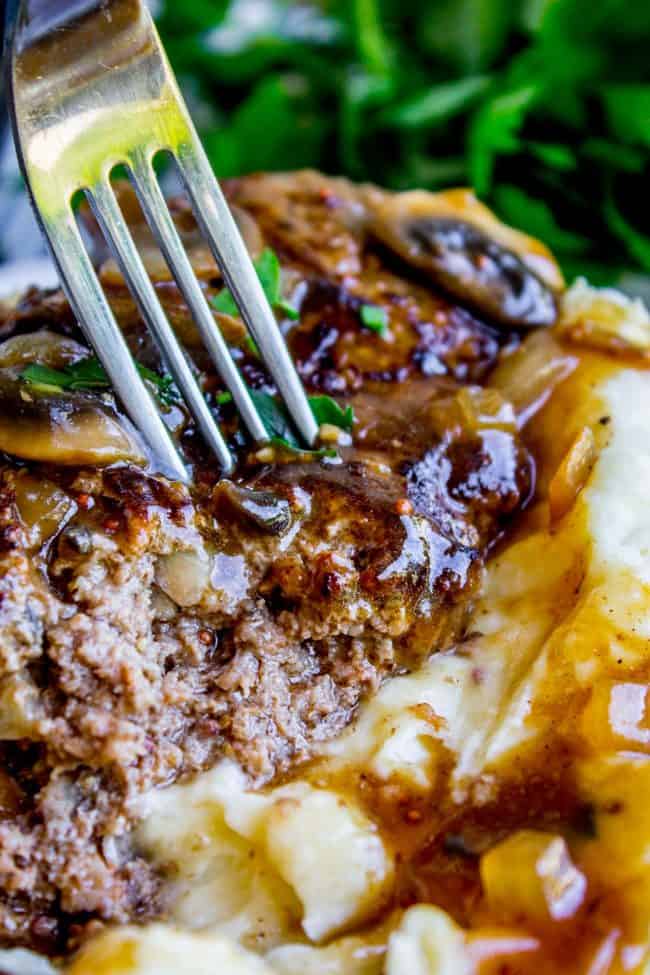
[3, 0, 318, 481]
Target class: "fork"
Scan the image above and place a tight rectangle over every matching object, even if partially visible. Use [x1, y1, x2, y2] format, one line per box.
[3, 0, 318, 481]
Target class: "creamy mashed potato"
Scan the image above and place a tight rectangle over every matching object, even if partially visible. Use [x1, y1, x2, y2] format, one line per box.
[49, 281, 650, 975]
[137, 760, 393, 946]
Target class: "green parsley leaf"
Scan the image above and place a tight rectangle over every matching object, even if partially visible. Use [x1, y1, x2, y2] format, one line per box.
[526, 141, 576, 171]
[468, 83, 540, 195]
[276, 298, 300, 321]
[600, 84, 650, 148]
[493, 185, 590, 255]
[20, 357, 178, 407]
[65, 358, 117, 389]
[246, 335, 261, 358]
[354, 0, 392, 76]
[255, 247, 282, 303]
[249, 390, 301, 448]
[210, 288, 240, 317]
[308, 395, 354, 431]
[215, 390, 234, 405]
[19, 364, 68, 391]
[269, 436, 337, 459]
[210, 248, 299, 325]
[136, 365, 178, 407]
[382, 75, 492, 129]
[360, 304, 388, 335]
[254, 247, 300, 319]
[248, 390, 354, 455]
[604, 194, 650, 272]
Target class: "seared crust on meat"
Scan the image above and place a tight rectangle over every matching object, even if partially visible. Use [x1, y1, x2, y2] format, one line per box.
[0, 171, 548, 953]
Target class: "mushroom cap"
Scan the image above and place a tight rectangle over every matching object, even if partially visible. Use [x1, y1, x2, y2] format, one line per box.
[0, 330, 145, 466]
[363, 187, 562, 330]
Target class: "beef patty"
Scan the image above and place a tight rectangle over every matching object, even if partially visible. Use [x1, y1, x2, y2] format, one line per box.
[0, 171, 556, 954]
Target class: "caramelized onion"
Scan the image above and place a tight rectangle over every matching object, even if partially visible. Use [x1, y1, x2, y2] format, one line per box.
[155, 548, 210, 607]
[481, 830, 586, 925]
[490, 331, 578, 429]
[548, 426, 597, 524]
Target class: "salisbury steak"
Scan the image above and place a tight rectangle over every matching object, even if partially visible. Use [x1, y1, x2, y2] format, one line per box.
[0, 171, 554, 953]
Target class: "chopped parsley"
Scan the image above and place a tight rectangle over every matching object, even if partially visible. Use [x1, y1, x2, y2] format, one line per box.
[249, 390, 354, 456]
[254, 248, 300, 320]
[215, 390, 234, 405]
[20, 358, 354, 458]
[308, 394, 354, 431]
[249, 389, 299, 448]
[20, 358, 178, 407]
[211, 248, 299, 326]
[210, 288, 239, 317]
[360, 304, 388, 336]
[245, 335, 261, 358]
[157, 0, 648, 284]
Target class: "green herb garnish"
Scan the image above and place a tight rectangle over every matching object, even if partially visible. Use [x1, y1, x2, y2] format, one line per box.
[269, 437, 337, 459]
[360, 304, 388, 335]
[20, 358, 178, 407]
[245, 335, 261, 358]
[155, 0, 650, 289]
[19, 364, 69, 393]
[254, 248, 300, 320]
[249, 390, 353, 455]
[210, 288, 239, 317]
[211, 248, 299, 327]
[249, 389, 299, 448]
[309, 394, 354, 431]
[215, 390, 234, 405]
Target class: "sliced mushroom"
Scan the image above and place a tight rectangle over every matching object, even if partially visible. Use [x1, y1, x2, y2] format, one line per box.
[364, 188, 562, 330]
[0, 329, 89, 370]
[214, 482, 293, 535]
[0, 329, 147, 465]
[0, 377, 145, 465]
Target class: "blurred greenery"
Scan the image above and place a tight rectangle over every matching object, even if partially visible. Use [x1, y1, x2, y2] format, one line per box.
[156, 0, 650, 285]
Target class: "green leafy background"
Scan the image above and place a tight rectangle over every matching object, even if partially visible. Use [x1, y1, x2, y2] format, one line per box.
[156, 0, 650, 290]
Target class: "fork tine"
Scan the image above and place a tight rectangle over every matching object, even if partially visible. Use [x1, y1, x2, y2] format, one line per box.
[8, 0, 319, 474]
[42, 206, 189, 483]
[175, 143, 320, 448]
[127, 153, 267, 445]
[88, 177, 234, 475]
